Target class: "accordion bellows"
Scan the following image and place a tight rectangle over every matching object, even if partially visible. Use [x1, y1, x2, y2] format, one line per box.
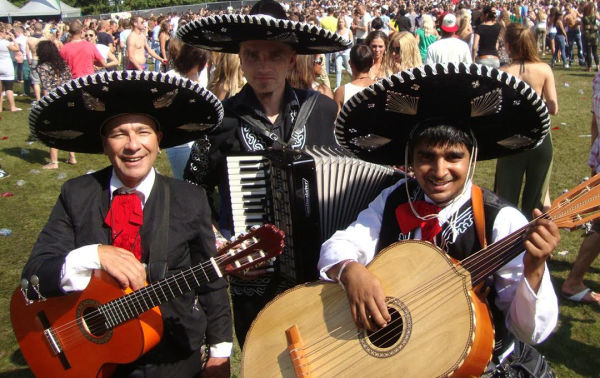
[226, 146, 400, 284]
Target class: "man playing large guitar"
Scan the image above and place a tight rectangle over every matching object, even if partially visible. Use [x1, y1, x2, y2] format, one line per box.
[19, 71, 232, 377]
[319, 64, 560, 376]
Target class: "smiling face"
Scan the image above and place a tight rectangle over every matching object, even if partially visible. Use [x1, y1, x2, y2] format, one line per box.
[412, 141, 471, 206]
[239, 40, 296, 96]
[102, 114, 163, 188]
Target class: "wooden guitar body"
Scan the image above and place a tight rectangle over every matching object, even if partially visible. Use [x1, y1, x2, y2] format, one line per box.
[242, 241, 494, 377]
[11, 224, 285, 378]
[11, 270, 162, 378]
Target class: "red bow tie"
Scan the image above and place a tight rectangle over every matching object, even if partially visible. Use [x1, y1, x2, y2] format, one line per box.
[395, 201, 442, 242]
[105, 192, 144, 260]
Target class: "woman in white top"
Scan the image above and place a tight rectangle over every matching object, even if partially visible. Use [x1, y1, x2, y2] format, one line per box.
[333, 44, 375, 112]
[335, 17, 353, 88]
[0, 26, 22, 112]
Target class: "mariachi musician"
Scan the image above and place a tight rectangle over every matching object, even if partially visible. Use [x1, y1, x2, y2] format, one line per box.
[177, 0, 351, 346]
[21, 71, 232, 377]
[319, 63, 560, 376]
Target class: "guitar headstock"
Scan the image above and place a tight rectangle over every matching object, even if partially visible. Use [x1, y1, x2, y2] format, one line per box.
[216, 224, 285, 275]
[550, 174, 600, 229]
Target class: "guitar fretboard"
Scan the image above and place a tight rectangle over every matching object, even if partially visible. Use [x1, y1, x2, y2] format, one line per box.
[98, 261, 221, 328]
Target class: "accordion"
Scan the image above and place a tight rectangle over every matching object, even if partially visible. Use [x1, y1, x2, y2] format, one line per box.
[226, 146, 401, 285]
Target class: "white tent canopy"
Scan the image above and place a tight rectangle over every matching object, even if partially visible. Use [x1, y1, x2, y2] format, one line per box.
[11, 0, 80, 18]
[0, 0, 20, 17]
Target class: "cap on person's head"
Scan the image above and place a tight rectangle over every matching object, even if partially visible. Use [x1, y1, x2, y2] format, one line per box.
[441, 13, 458, 32]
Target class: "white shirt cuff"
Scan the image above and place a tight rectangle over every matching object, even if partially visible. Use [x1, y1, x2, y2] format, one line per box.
[60, 244, 101, 292]
[209, 342, 233, 358]
[508, 266, 558, 344]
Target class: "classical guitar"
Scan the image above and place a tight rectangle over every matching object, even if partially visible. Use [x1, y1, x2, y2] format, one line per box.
[11, 224, 284, 378]
[242, 175, 600, 377]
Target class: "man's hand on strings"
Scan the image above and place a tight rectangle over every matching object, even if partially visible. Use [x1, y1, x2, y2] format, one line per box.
[523, 208, 560, 292]
[339, 261, 391, 331]
[98, 245, 146, 290]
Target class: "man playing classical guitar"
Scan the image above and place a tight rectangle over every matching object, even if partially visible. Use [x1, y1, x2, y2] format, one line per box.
[20, 71, 232, 377]
[318, 64, 560, 376]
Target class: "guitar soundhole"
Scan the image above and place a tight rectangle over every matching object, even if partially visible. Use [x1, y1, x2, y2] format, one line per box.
[82, 307, 108, 337]
[76, 299, 112, 344]
[366, 307, 402, 348]
[359, 297, 412, 359]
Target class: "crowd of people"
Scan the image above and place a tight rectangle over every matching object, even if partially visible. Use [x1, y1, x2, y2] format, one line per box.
[2, 0, 600, 376]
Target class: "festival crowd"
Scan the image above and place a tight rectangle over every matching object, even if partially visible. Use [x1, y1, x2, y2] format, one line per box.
[2, 0, 600, 376]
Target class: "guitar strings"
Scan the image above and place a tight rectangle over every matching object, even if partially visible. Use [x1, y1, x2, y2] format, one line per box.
[291, 276, 472, 376]
[45, 246, 260, 348]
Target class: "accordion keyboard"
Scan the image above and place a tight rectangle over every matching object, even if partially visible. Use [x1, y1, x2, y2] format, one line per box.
[226, 155, 272, 236]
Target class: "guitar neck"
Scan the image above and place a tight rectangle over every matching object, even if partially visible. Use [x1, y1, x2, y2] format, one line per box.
[461, 220, 533, 287]
[98, 261, 220, 328]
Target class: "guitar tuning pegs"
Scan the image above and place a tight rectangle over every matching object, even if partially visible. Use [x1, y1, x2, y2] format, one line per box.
[20, 278, 33, 305]
[30, 275, 46, 302]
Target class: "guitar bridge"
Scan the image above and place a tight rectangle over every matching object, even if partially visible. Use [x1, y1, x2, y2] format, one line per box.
[286, 325, 312, 378]
[38, 311, 70, 369]
[44, 328, 62, 355]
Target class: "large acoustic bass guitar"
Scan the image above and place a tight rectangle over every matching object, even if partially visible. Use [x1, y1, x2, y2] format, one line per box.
[11, 224, 284, 378]
[242, 175, 600, 377]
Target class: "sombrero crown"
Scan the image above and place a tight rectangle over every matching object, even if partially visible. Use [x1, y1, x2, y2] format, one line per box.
[335, 63, 551, 165]
[29, 71, 223, 154]
[177, 0, 351, 54]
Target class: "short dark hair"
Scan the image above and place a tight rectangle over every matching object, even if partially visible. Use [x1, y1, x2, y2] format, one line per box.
[371, 16, 384, 30]
[409, 121, 474, 160]
[350, 44, 373, 73]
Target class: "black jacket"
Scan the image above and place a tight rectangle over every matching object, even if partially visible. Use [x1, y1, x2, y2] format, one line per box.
[22, 166, 232, 370]
[184, 82, 339, 232]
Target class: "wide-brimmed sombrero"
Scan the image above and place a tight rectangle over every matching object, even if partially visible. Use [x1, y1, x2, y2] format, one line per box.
[29, 70, 223, 154]
[176, 0, 351, 54]
[335, 63, 551, 165]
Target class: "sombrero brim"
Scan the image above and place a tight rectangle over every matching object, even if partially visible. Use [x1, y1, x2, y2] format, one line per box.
[335, 63, 551, 165]
[29, 71, 223, 154]
[177, 14, 352, 54]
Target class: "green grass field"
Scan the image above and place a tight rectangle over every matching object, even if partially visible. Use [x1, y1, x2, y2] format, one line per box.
[0, 65, 599, 377]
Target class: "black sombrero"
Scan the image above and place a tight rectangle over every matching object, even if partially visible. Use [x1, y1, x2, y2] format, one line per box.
[335, 63, 551, 165]
[29, 70, 223, 154]
[176, 0, 351, 54]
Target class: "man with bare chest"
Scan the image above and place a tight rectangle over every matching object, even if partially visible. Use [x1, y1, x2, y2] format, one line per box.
[26, 22, 43, 101]
[564, 3, 585, 66]
[126, 16, 165, 71]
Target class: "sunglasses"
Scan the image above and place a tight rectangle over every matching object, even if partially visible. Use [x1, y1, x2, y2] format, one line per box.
[390, 46, 401, 55]
[84, 33, 95, 38]
[314, 58, 324, 65]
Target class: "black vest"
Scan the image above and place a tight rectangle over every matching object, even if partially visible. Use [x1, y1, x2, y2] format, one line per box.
[376, 179, 516, 360]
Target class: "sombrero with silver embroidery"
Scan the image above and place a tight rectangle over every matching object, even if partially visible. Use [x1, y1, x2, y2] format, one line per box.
[176, 0, 351, 54]
[335, 63, 551, 165]
[29, 70, 223, 154]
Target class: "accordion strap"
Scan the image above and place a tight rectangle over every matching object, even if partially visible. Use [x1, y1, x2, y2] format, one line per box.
[236, 91, 320, 148]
